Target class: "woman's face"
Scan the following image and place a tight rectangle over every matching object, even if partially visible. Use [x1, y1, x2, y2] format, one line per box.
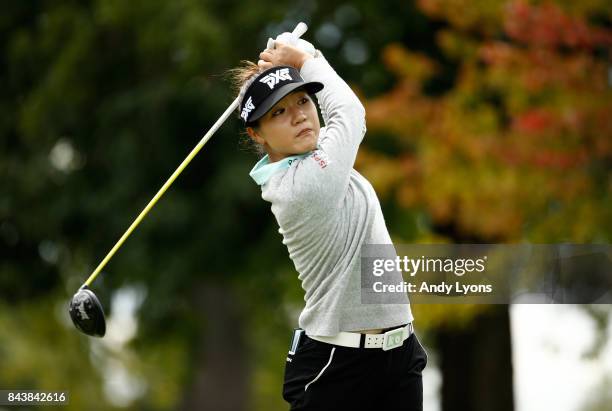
[247, 90, 320, 162]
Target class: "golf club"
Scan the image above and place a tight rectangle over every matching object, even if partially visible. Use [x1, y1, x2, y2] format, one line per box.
[69, 22, 309, 337]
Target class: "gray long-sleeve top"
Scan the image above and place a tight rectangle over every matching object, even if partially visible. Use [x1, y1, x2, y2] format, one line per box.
[249, 53, 413, 337]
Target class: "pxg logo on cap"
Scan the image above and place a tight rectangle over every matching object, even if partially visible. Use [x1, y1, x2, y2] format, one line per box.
[240, 68, 292, 121]
[238, 65, 323, 125]
[240, 97, 255, 122]
[259, 68, 292, 89]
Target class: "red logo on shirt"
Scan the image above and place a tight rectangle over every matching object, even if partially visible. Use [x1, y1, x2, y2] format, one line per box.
[311, 150, 328, 169]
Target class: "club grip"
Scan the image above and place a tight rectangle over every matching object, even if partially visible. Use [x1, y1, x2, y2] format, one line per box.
[291, 22, 308, 39]
[267, 22, 308, 49]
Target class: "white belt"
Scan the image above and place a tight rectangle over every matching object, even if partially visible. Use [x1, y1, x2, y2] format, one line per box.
[307, 323, 413, 351]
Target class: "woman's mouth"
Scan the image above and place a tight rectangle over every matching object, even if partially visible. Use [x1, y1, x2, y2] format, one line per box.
[296, 128, 312, 138]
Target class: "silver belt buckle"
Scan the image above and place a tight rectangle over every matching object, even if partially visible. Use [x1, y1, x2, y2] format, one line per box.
[382, 327, 404, 351]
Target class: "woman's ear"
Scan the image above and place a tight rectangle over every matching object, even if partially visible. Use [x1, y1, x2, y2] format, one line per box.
[246, 127, 265, 145]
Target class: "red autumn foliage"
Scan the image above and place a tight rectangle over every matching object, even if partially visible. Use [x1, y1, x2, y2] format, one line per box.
[504, 1, 612, 50]
[360, 0, 611, 242]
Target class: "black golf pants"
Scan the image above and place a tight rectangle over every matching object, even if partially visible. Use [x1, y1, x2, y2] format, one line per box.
[282, 329, 427, 410]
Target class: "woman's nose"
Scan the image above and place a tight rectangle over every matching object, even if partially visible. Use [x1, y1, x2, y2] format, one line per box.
[292, 108, 306, 124]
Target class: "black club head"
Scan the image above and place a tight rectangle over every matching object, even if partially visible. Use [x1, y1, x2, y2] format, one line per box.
[69, 286, 106, 337]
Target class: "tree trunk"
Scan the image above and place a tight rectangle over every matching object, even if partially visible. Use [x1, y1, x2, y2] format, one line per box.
[438, 305, 514, 411]
[180, 282, 250, 411]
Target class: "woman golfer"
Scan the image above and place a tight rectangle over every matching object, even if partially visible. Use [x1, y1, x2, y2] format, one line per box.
[232, 34, 427, 410]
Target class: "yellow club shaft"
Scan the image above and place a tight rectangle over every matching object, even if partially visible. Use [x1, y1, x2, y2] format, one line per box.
[84, 96, 240, 287]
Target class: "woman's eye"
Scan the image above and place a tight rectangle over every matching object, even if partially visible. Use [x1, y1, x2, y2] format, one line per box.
[272, 108, 284, 117]
[299, 97, 309, 104]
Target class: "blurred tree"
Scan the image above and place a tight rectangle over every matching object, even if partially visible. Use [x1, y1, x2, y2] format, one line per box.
[357, 1, 611, 410]
[1, 0, 295, 409]
[362, 0, 611, 243]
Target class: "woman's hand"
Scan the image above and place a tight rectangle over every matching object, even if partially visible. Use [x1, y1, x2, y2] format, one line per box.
[258, 42, 312, 70]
